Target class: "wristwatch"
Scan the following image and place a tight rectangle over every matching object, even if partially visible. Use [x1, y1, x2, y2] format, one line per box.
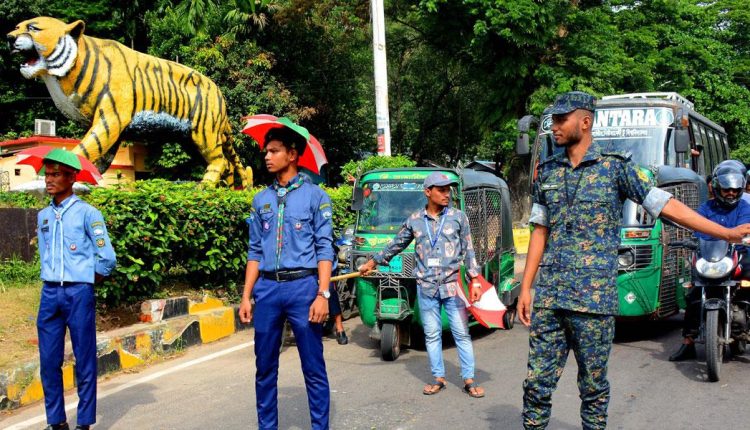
[317, 289, 331, 299]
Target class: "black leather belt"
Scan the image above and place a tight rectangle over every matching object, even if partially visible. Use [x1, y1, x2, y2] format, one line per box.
[260, 269, 317, 282]
[44, 281, 91, 287]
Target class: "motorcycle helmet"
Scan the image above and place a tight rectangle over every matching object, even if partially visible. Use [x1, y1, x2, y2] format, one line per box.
[711, 160, 747, 208]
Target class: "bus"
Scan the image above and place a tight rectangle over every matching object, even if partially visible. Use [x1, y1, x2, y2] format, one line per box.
[517, 92, 729, 319]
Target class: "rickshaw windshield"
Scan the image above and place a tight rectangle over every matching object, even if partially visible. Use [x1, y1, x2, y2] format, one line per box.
[698, 239, 730, 263]
[356, 181, 429, 233]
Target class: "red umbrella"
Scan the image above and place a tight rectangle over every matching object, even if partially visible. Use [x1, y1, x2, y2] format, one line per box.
[16, 146, 102, 185]
[241, 114, 328, 175]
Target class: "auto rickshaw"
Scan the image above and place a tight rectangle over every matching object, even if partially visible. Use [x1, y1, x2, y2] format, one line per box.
[347, 167, 519, 360]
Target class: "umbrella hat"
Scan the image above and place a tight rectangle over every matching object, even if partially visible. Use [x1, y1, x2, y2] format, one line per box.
[276, 117, 310, 142]
[42, 148, 82, 171]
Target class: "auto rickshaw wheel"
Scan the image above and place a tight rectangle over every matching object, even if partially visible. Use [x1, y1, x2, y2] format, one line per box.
[503, 308, 516, 330]
[381, 322, 401, 361]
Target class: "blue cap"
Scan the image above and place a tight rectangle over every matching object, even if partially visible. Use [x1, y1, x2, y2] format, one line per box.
[548, 91, 597, 115]
[423, 172, 458, 189]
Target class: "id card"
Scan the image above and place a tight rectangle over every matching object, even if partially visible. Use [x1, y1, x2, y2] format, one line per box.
[427, 258, 440, 267]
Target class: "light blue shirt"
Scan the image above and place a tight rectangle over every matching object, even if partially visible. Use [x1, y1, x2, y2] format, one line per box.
[38, 194, 117, 284]
[247, 175, 334, 272]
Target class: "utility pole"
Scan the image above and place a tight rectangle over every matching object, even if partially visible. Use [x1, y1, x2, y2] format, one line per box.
[371, 0, 391, 156]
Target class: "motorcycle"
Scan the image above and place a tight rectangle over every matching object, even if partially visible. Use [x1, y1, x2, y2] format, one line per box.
[333, 226, 358, 320]
[677, 238, 750, 381]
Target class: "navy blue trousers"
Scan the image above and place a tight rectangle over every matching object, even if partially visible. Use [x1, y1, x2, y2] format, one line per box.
[37, 282, 97, 426]
[253, 275, 330, 430]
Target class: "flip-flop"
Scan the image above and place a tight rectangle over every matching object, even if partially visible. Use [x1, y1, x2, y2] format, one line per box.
[463, 381, 485, 398]
[423, 380, 446, 395]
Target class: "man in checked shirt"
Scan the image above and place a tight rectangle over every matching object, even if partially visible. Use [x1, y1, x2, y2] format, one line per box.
[359, 172, 485, 398]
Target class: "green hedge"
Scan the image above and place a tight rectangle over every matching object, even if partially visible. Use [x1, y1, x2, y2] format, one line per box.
[85, 180, 354, 304]
[2, 181, 356, 304]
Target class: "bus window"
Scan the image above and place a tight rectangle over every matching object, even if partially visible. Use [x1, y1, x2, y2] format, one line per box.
[707, 130, 720, 166]
[699, 126, 714, 171]
[689, 122, 704, 175]
[719, 134, 729, 160]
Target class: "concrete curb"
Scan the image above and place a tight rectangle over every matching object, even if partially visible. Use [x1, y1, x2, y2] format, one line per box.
[0, 298, 251, 411]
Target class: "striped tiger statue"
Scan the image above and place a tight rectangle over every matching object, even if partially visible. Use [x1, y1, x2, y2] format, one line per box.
[7, 16, 251, 187]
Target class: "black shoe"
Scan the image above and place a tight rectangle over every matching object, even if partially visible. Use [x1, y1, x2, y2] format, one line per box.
[75, 426, 90, 430]
[44, 424, 70, 430]
[336, 330, 349, 345]
[669, 343, 696, 362]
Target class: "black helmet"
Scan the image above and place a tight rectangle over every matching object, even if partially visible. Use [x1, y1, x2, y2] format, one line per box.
[712, 160, 747, 208]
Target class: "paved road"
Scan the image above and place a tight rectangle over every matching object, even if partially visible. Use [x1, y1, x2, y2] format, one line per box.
[2, 311, 749, 430]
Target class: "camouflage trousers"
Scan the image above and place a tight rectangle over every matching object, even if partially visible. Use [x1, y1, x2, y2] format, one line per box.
[522, 308, 615, 430]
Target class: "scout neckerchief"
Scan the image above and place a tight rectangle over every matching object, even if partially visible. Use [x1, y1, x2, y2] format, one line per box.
[272, 176, 305, 270]
[424, 207, 447, 250]
[50, 195, 79, 284]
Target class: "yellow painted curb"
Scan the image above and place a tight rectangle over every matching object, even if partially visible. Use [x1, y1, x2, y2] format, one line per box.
[119, 347, 145, 369]
[19, 378, 44, 406]
[62, 363, 75, 390]
[513, 228, 530, 254]
[189, 297, 224, 314]
[198, 308, 235, 344]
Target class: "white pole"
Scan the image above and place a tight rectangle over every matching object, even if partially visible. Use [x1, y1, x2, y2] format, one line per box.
[371, 0, 391, 156]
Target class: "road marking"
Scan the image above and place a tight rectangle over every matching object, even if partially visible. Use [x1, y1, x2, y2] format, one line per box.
[3, 341, 253, 430]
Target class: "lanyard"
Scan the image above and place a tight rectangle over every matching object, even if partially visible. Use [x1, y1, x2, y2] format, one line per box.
[51, 197, 78, 283]
[563, 165, 584, 233]
[424, 209, 447, 249]
[273, 177, 304, 270]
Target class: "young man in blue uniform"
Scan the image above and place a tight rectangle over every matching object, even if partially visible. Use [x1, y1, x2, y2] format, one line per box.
[238, 126, 334, 430]
[518, 92, 750, 429]
[670, 161, 750, 361]
[36, 149, 117, 430]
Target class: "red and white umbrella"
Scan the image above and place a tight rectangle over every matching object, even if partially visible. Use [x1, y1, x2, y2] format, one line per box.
[456, 274, 507, 329]
[241, 114, 328, 175]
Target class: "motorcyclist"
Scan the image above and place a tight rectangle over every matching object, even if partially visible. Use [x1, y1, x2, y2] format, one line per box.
[670, 160, 750, 361]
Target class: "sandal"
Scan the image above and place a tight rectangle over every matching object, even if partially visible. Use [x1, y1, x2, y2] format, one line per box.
[422, 380, 446, 395]
[463, 381, 485, 398]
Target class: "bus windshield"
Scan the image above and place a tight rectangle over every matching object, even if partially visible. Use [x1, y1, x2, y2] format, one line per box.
[357, 181, 427, 233]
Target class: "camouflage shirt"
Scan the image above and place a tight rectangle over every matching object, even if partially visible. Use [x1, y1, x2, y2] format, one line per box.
[374, 207, 481, 298]
[528, 143, 673, 315]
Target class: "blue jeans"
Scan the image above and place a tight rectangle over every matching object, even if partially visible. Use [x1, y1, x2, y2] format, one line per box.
[417, 289, 475, 381]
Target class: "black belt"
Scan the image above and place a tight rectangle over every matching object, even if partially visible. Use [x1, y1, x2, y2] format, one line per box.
[44, 281, 91, 287]
[260, 269, 317, 282]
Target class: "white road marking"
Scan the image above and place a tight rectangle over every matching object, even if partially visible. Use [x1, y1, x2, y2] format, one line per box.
[3, 341, 253, 430]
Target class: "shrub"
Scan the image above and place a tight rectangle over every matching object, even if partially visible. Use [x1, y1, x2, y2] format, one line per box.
[340, 155, 416, 183]
[83, 180, 354, 305]
[0, 192, 45, 209]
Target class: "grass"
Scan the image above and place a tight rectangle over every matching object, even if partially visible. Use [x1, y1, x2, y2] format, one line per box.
[0, 282, 41, 370]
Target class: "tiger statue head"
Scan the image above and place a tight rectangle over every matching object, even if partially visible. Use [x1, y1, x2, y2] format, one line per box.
[7, 17, 84, 79]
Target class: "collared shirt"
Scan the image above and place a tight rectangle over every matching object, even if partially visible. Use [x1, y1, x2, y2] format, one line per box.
[38, 194, 117, 284]
[374, 207, 481, 299]
[696, 199, 750, 253]
[246, 175, 334, 271]
[528, 143, 673, 315]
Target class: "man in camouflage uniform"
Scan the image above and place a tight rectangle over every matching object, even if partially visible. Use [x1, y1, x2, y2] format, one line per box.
[517, 91, 750, 429]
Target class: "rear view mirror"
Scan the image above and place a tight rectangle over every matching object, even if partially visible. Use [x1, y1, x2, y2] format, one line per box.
[351, 187, 364, 211]
[517, 134, 530, 156]
[674, 128, 690, 154]
[516, 115, 538, 156]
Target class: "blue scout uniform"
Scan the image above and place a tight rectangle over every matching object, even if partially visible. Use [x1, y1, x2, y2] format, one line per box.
[523, 143, 672, 430]
[37, 194, 116, 427]
[247, 174, 334, 430]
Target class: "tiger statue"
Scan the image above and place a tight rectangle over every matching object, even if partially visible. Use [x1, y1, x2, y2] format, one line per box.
[7, 16, 251, 187]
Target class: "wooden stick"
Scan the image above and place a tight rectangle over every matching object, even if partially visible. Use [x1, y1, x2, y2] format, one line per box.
[330, 271, 362, 282]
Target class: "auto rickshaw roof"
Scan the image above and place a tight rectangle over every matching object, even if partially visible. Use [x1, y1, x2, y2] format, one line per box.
[462, 167, 509, 192]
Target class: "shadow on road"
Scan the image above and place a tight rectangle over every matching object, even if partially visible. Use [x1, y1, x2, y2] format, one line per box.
[613, 316, 682, 343]
[93, 382, 158, 429]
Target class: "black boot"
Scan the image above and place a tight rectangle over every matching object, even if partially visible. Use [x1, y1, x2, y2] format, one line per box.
[75, 426, 91, 430]
[669, 342, 696, 362]
[44, 424, 70, 430]
[336, 330, 349, 345]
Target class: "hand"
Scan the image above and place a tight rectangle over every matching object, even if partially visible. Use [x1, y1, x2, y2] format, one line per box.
[358, 259, 377, 275]
[518, 290, 533, 327]
[309, 296, 329, 323]
[239, 297, 254, 324]
[726, 224, 750, 243]
[469, 283, 482, 303]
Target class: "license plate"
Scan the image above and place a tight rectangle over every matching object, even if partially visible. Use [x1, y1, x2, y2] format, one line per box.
[378, 255, 403, 273]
